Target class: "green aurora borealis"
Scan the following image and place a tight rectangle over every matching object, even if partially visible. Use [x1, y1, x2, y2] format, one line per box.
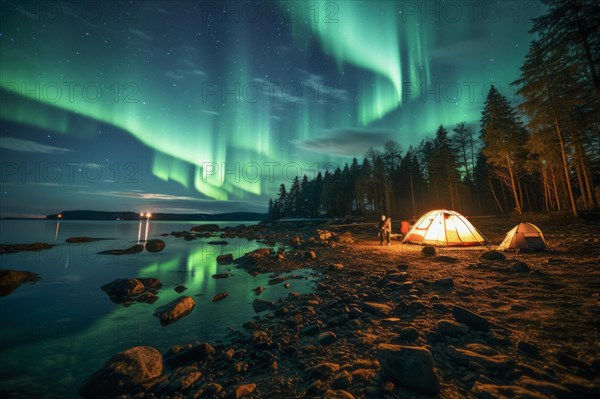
[0, 1, 545, 216]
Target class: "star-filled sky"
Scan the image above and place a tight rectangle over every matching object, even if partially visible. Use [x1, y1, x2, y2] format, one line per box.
[0, 0, 545, 217]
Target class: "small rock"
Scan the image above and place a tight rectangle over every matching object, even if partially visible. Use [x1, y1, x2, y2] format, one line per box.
[378, 344, 441, 395]
[318, 331, 337, 345]
[301, 324, 320, 336]
[233, 383, 256, 398]
[307, 362, 340, 378]
[212, 291, 228, 302]
[436, 319, 469, 337]
[433, 277, 454, 287]
[422, 246, 436, 256]
[252, 298, 275, 312]
[268, 276, 288, 285]
[397, 327, 420, 342]
[145, 239, 166, 253]
[480, 250, 506, 260]
[174, 285, 187, 293]
[517, 341, 540, 357]
[447, 345, 513, 371]
[164, 343, 215, 367]
[153, 296, 196, 326]
[510, 260, 530, 273]
[253, 286, 266, 295]
[323, 389, 356, 399]
[101, 278, 144, 299]
[216, 254, 234, 264]
[361, 301, 391, 317]
[332, 370, 352, 389]
[452, 306, 490, 331]
[329, 263, 344, 271]
[471, 382, 547, 399]
[136, 292, 159, 304]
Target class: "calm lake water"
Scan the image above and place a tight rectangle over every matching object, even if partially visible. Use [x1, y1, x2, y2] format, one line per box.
[0, 220, 317, 398]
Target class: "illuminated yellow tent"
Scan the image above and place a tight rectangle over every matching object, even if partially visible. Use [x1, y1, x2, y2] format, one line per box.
[498, 222, 548, 251]
[402, 209, 486, 247]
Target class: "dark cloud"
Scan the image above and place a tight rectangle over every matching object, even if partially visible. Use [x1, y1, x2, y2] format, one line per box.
[292, 129, 396, 156]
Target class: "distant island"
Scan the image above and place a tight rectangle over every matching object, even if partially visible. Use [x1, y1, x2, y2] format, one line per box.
[42, 210, 266, 221]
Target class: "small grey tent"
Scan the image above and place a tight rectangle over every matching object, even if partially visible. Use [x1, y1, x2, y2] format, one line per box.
[498, 222, 548, 251]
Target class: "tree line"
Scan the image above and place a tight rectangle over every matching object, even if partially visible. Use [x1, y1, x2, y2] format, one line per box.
[268, 0, 599, 220]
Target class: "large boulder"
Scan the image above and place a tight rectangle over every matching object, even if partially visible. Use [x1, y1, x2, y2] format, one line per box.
[0, 269, 40, 296]
[154, 296, 196, 325]
[79, 346, 163, 398]
[378, 344, 440, 395]
[145, 239, 166, 253]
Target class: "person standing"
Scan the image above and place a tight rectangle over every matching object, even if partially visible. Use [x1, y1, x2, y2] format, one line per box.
[378, 215, 386, 245]
[378, 215, 392, 245]
[383, 216, 392, 245]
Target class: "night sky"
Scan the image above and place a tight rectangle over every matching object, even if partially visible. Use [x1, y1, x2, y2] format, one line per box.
[0, 1, 545, 217]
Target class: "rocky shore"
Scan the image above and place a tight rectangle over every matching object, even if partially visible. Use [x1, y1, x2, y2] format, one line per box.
[78, 217, 600, 399]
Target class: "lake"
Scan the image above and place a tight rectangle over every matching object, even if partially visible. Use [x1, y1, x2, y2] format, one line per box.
[0, 220, 317, 398]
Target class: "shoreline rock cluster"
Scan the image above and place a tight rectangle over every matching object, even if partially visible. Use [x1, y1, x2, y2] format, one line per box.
[79, 219, 600, 398]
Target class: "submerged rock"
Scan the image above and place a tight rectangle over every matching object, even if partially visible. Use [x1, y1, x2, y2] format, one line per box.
[66, 237, 109, 243]
[212, 291, 229, 302]
[153, 296, 196, 326]
[98, 244, 144, 255]
[216, 254, 234, 264]
[79, 346, 163, 398]
[0, 269, 40, 296]
[0, 242, 54, 254]
[101, 278, 145, 299]
[252, 298, 275, 312]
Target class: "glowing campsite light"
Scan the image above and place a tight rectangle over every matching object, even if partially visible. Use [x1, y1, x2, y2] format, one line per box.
[402, 210, 486, 247]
